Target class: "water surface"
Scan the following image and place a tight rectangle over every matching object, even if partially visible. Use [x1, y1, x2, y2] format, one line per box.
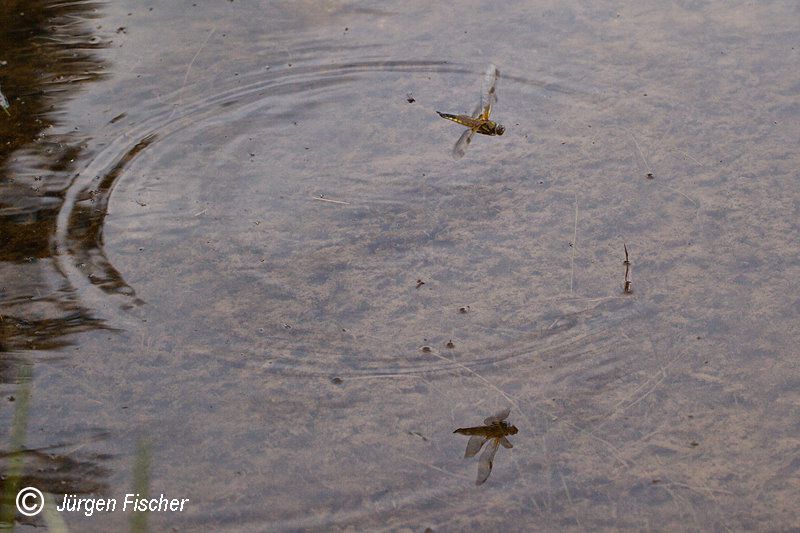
[1, 0, 799, 530]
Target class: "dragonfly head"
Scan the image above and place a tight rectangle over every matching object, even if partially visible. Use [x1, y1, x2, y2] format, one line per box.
[507, 424, 518, 435]
[494, 123, 505, 136]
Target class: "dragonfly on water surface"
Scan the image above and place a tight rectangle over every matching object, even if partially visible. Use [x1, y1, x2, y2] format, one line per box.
[437, 64, 505, 158]
[453, 407, 518, 485]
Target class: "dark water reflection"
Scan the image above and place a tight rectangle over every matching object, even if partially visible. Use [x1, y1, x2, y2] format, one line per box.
[0, 0, 110, 356]
[0, 1, 114, 528]
[2, 0, 800, 531]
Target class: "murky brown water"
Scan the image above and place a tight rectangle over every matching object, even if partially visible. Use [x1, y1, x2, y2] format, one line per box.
[2, 0, 799, 531]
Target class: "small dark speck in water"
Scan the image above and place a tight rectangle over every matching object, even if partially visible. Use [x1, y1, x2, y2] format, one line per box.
[116, 27, 126, 34]
[446, 340, 455, 349]
[420, 346, 432, 353]
[331, 377, 343, 385]
[652, 479, 661, 484]
[282, 323, 291, 329]
[7, 396, 14, 402]
[415, 279, 425, 288]
[458, 306, 470, 313]
[646, 172, 655, 179]
[406, 93, 415, 103]
[690, 441, 699, 447]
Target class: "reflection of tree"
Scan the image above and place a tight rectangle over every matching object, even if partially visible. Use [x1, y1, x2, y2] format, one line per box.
[0, 312, 106, 353]
[0, 0, 109, 361]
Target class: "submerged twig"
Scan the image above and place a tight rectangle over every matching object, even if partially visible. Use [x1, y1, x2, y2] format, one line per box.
[623, 243, 633, 294]
[312, 196, 350, 205]
[168, 26, 216, 120]
[628, 129, 654, 179]
[570, 195, 578, 293]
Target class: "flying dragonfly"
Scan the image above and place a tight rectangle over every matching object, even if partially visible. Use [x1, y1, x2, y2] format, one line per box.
[453, 407, 518, 485]
[437, 64, 505, 158]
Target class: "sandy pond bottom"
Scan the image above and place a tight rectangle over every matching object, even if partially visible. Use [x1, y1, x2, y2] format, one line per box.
[1, 0, 799, 531]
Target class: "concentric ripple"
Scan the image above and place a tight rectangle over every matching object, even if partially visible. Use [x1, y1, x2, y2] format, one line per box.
[52, 56, 637, 379]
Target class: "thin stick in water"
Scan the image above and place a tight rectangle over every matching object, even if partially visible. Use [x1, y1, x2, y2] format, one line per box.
[570, 195, 578, 293]
[623, 243, 633, 294]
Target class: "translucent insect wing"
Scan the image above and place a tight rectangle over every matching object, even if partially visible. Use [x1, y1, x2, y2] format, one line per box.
[476, 438, 500, 485]
[465, 436, 488, 458]
[484, 407, 510, 425]
[453, 128, 476, 159]
[480, 64, 498, 120]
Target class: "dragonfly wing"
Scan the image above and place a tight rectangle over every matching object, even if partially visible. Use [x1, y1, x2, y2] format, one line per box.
[476, 438, 500, 485]
[465, 436, 488, 458]
[452, 127, 476, 159]
[484, 407, 511, 425]
[499, 436, 513, 449]
[480, 64, 499, 120]
[469, 99, 483, 119]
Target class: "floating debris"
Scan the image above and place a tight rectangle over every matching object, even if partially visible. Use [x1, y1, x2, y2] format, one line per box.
[419, 345, 432, 353]
[623, 244, 633, 294]
[415, 279, 425, 289]
[446, 340, 455, 349]
[312, 195, 349, 205]
[406, 92, 415, 103]
[408, 430, 427, 441]
[458, 305, 470, 314]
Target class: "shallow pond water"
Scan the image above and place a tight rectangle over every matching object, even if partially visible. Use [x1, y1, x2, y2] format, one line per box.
[1, 0, 799, 531]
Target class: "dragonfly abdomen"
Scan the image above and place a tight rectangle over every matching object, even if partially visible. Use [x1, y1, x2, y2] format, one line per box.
[437, 111, 483, 129]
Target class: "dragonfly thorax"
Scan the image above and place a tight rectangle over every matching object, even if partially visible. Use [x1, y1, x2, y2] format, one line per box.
[477, 121, 505, 136]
